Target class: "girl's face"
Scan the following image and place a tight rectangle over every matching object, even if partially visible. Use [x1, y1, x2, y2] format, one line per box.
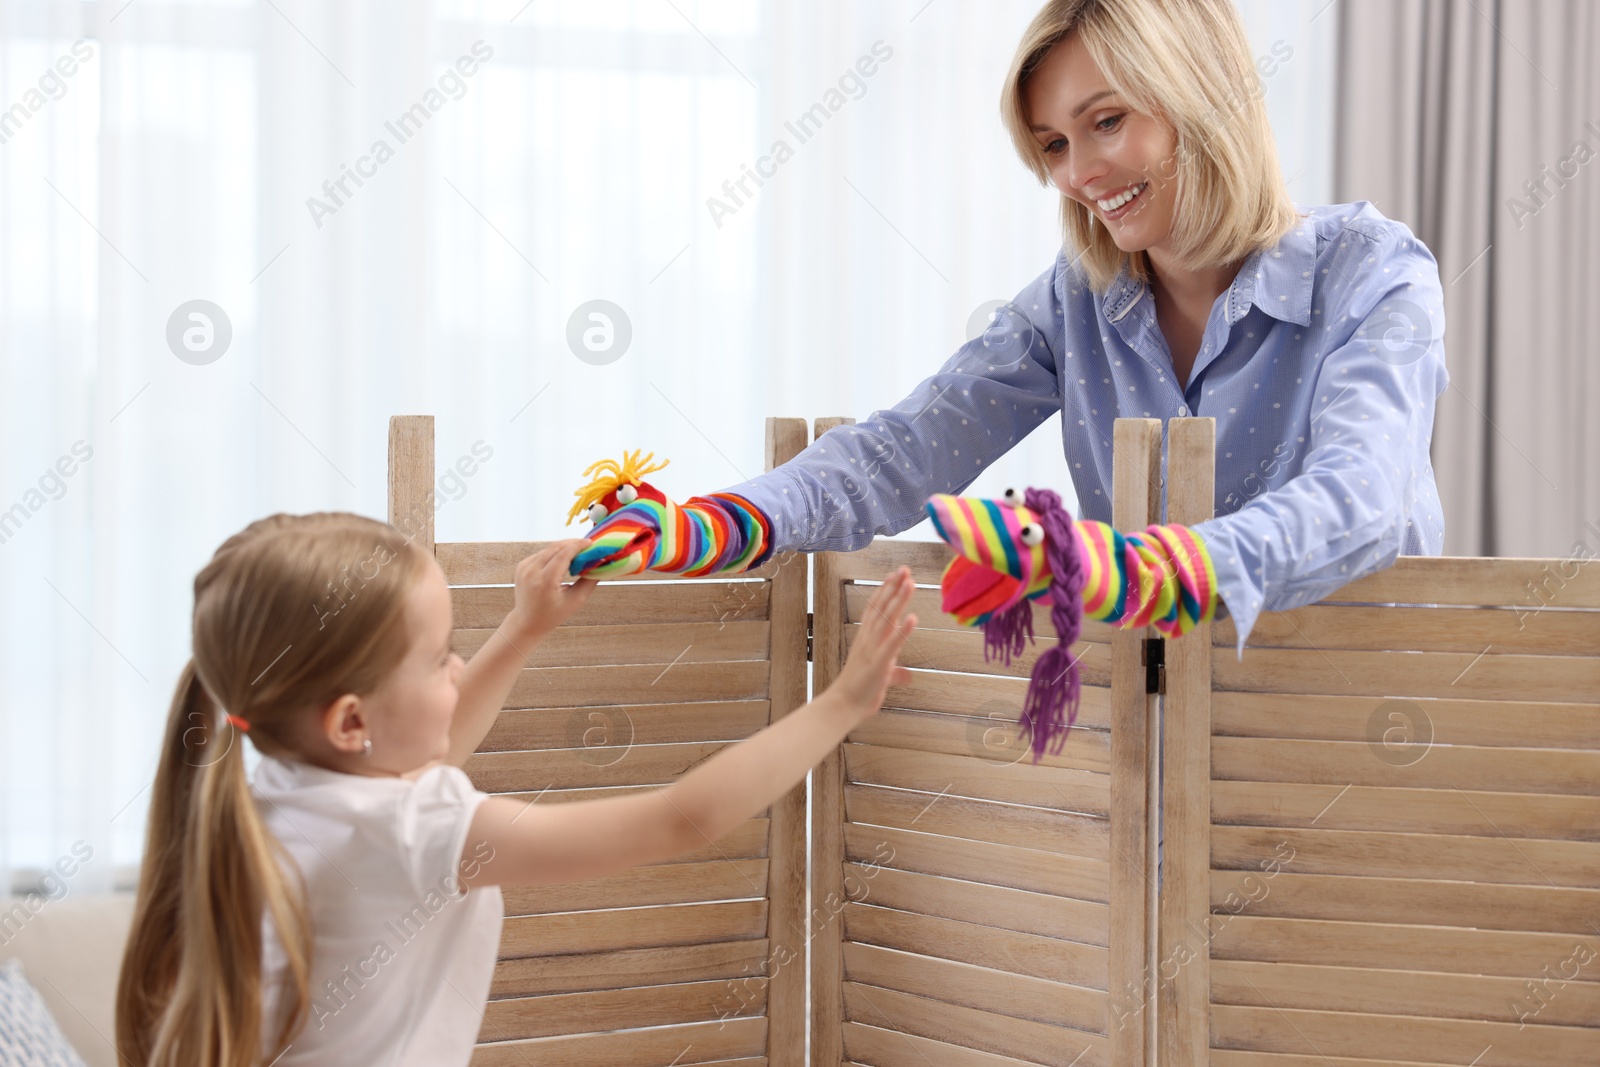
[1024, 32, 1179, 259]
[364, 557, 464, 773]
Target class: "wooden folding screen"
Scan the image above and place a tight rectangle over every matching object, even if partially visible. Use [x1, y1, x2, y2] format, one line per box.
[808, 416, 1165, 1067]
[388, 415, 811, 1067]
[1159, 417, 1600, 1066]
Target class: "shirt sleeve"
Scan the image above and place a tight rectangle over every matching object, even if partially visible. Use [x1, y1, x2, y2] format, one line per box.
[1191, 223, 1450, 658]
[394, 763, 493, 902]
[718, 255, 1068, 553]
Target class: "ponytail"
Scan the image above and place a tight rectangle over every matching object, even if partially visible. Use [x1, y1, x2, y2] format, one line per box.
[116, 661, 312, 1067]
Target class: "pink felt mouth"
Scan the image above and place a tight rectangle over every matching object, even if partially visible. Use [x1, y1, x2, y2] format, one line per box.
[940, 555, 1024, 621]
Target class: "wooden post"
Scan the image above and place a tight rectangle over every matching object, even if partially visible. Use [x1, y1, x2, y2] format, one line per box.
[1157, 417, 1217, 1066]
[808, 415, 855, 1067]
[1108, 418, 1163, 1066]
[388, 415, 435, 554]
[762, 417, 810, 1067]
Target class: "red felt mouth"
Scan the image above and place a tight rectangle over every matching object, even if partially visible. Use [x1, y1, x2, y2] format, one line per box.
[940, 555, 1024, 620]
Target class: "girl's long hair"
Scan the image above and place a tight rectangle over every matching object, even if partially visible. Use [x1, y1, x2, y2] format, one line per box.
[115, 512, 429, 1067]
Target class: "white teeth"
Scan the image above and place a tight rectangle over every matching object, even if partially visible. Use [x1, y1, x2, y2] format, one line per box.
[1096, 182, 1147, 213]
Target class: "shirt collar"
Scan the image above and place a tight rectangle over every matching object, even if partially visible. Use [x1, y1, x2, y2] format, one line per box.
[1096, 219, 1316, 328]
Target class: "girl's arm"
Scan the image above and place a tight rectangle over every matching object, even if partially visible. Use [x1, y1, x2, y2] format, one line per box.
[445, 539, 597, 768]
[457, 566, 918, 890]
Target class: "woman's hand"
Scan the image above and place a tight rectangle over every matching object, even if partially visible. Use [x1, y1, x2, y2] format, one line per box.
[824, 565, 918, 726]
[505, 539, 600, 642]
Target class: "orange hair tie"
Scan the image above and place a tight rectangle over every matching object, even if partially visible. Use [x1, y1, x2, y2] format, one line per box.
[225, 712, 251, 732]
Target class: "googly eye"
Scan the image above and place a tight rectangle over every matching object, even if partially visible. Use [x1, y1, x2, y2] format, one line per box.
[617, 484, 638, 504]
[1001, 487, 1024, 507]
[587, 503, 609, 523]
[1019, 523, 1044, 547]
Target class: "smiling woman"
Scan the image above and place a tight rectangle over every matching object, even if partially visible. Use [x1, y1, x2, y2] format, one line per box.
[679, 0, 1450, 662]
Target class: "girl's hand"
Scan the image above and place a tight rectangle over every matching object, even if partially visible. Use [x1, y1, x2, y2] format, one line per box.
[825, 566, 918, 725]
[505, 540, 599, 642]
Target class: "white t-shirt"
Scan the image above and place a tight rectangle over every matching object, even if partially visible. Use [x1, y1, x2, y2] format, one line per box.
[251, 755, 503, 1067]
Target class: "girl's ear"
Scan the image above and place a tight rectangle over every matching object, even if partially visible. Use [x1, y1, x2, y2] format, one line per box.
[320, 693, 369, 756]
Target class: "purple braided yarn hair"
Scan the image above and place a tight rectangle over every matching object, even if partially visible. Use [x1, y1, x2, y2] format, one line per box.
[1015, 486, 1085, 762]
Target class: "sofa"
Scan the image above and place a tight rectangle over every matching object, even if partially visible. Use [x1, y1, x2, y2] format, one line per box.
[0, 893, 135, 1067]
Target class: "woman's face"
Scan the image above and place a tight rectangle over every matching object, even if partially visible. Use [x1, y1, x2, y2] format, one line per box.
[1024, 32, 1179, 258]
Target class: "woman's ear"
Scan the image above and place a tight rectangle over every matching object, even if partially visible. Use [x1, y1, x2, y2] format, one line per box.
[320, 693, 369, 757]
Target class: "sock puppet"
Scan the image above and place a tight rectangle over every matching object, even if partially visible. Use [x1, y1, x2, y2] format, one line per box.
[565, 450, 772, 578]
[565, 453, 1218, 762]
[924, 487, 1218, 762]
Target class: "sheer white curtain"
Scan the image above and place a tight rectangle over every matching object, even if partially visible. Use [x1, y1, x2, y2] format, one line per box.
[0, 0, 1332, 893]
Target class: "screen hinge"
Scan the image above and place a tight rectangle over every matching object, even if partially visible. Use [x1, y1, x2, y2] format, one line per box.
[806, 611, 814, 662]
[1142, 637, 1166, 695]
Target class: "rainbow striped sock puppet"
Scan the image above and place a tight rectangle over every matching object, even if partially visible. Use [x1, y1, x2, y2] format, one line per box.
[565, 450, 773, 578]
[925, 487, 1220, 762]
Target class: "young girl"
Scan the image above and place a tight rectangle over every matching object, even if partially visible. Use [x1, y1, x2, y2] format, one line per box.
[114, 511, 918, 1067]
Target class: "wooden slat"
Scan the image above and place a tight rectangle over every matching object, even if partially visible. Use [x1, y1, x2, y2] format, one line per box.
[1210, 869, 1600, 934]
[388, 415, 435, 553]
[479, 700, 771, 752]
[1108, 416, 1165, 1067]
[1210, 915, 1600, 980]
[1211, 690, 1600, 749]
[844, 823, 1110, 904]
[482, 977, 763, 1042]
[1211, 780, 1600, 841]
[849, 705, 1112, 774]
[842, 982, 1108, 1067]
[845, 862, 1109, 947]
[451, 581, 769, 630]
[845, 583, 1121, 645]
[880, 669, 1115, 731]
[502, 858, 768, 915]
[505, 660, 771, 710]
[438, 538, 786, 585]
[830, 539, 957, 586]
[844, 904, 1108, 990]
[1209, 1053, 1491, 1067]
[454, 620, 769, 665]
[466, 740, 738, 793]
[1213, 825, 1600, 887]
[846, 622, 1113, 687]
[1324, 554, 1600, 609]
[491, 939, 769, 999]
[843, 741, 1111, 816]
[1213, 601, 1600, 656]
[809, 414, 856, 1067]
[845, 783, 1110, 861]
[843, 941, 1107, 1036]
[469, 1017, 766, 1067]
[1210, 1003, 1600, 1064]
[500, 899, 766, 958]
[761, 415, 810, 1067]
[1158, 415, 1215, 1066]
[1211, 959, 1600, 1029]
[1212, 645, 1600, 703]
[1212, 736, 1600, 796]
[842, 1021, 1050, 1067]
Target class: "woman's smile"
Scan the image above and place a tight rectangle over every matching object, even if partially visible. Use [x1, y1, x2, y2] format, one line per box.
[1092, 180, 1151, 221]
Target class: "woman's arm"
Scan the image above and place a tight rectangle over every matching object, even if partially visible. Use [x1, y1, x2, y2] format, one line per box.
[446, 540, 597, 767]
[1191, 224, 1450, 655]
[718, 256, 1070, 555]
[457, 567, 918, 889]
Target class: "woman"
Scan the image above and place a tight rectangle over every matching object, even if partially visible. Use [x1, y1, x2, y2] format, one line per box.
[579, 0, 1449, 656]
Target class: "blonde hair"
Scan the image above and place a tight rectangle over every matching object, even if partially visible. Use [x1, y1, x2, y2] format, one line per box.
[1000, 0, 1301, 292]
[115, 512, 430, 1067]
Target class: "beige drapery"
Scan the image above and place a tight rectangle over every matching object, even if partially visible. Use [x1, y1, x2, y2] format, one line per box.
[1335, 0, 1600, 559]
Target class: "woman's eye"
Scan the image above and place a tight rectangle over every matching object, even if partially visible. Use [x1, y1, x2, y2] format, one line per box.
[1095, 113, 1123, 132]
[1043, 136, 1067, 155]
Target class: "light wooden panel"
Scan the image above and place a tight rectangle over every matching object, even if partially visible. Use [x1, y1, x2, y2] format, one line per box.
[812, 416, 1159, 1067]
[386, 415, 810, 1067]
[1153, 412, 1600, 1067]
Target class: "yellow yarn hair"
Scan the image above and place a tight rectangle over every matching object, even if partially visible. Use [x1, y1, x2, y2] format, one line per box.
[565, 449, 671, 525]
